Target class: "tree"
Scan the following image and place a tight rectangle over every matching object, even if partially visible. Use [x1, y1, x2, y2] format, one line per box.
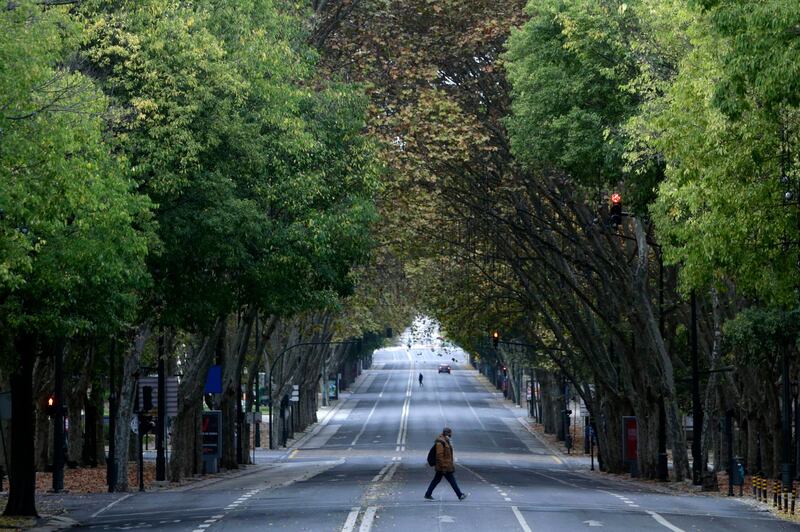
[1, 0, 151, 515]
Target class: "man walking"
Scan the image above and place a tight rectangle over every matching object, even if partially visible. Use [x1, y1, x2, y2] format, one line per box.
[424, 427, 468, 500]
[418, 372, 424, 387]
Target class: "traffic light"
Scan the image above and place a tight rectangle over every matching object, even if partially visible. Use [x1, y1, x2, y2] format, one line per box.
[45, 396, 56, 417]
[609, 193, 623, 226]
[139, 414, 155, 435]
[142, 385, 154, 413]
[491, 331, 500, 348]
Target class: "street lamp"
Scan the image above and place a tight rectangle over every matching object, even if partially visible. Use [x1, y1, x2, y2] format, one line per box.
[267, 340, 357, 450]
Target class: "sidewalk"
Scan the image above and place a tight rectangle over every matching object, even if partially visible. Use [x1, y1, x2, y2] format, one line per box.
[6, 369, 374, 530]
[471, 367, 800, 524]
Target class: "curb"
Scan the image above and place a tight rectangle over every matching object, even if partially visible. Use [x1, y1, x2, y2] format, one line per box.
[30, 515, 78, 532]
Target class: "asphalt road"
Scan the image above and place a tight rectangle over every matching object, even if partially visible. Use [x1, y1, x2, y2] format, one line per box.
[74, 344, 798, 531]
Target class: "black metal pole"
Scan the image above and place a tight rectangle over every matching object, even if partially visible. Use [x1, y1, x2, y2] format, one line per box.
[726, 410, 734, 496]
[107, 341, 117, 491]
[138, 426, 144, 492]
[52, 345, 65, 492]
[781, 348, 793, 489]
[657, 252, 669, 481]
[563, 375, 570, 453]
[691, 290, 703, 485]
[156, 335, 166, 482]
[236, 382, 243, 464]
[795, 394, 800, 481]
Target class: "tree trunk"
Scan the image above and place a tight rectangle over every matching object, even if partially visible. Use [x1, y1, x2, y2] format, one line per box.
[220, 309, 256, 470]
[170, 318, 224, 481]
[111, 323, 152, 492]
[4, 334, 38, 517]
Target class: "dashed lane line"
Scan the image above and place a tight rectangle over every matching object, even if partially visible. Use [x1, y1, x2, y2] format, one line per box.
[352, 373, 393, 446]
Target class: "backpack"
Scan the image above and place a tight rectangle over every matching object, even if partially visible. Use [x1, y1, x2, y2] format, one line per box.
[426, 442, 437, 467]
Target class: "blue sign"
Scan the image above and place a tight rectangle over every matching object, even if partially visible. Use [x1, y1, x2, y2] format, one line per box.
[204, 365, 223, 394]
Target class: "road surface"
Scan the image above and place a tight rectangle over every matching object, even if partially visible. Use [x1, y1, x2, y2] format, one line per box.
[75, 344, 797, 531]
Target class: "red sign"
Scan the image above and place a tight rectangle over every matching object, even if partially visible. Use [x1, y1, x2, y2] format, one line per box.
[623, 416, 638, 462]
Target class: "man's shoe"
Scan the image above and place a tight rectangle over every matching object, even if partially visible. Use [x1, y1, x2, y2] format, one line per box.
[424, 495, 434, 501]
[458, 493, 469, 501]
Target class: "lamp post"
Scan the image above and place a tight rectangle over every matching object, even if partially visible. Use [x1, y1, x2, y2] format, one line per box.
[691, 290, 703, 486]
[267, 340, 356, 450]
[779, 131, 796, 490]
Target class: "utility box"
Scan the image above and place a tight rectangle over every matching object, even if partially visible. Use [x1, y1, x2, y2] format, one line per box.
[201, 411, 222, 474]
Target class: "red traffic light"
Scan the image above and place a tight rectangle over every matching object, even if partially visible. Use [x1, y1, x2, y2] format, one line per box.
[611, 192, 622, 205]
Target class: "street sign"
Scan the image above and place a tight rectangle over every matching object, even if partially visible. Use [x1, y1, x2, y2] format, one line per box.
[290, 384, 300, 402]
[204, 365, 223, 394]
[138, 376, 178, 416]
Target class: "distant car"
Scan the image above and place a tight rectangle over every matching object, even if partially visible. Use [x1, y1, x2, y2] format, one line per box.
[438, 364, 451, 374]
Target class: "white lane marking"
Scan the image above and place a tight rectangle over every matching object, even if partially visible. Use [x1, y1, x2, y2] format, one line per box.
[647, 511, 685, 532]
[198, 525, 211, 529]
[504, 497, 512, 501]
[341, 507, 360, 532]
[204, 519, 217, 523]
[212, 515, 223, 519]
[512, 506, 533, 532]
[500, 492, 508, 496]
[395, 371, 413, 450]
[90, 493, 133, 518]
[371, 462, 392, 482]
[383, 461, 401, 482]
[358, 506, 378, 532]
[351, 374, 393, 446]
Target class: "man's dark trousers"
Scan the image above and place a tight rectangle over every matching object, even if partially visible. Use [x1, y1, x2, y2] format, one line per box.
[425, 471, 463, 498]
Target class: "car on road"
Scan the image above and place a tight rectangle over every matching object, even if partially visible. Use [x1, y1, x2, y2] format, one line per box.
[438, 364, 451, 374]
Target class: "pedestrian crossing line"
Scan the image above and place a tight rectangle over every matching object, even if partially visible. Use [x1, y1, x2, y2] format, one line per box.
[512, 506, 533, 532]
[341, 507, 360, 532]
[359, 506, 378, 532]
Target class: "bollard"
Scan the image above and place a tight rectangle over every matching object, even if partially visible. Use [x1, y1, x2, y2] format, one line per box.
[791, 481, 797, 515]
[756, 476, 762, 502]
[784, 484, 790, 513]
[774, 479, 781, 508]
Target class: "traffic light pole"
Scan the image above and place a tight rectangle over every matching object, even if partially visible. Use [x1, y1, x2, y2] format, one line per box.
[691, 290, 703, 486]
[107, 342, 117, 491]
[657, 251, 669, 481]
[52, 345, 65, 493]
[156, 336, 166, 482]
[781, 347, 793, 489]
